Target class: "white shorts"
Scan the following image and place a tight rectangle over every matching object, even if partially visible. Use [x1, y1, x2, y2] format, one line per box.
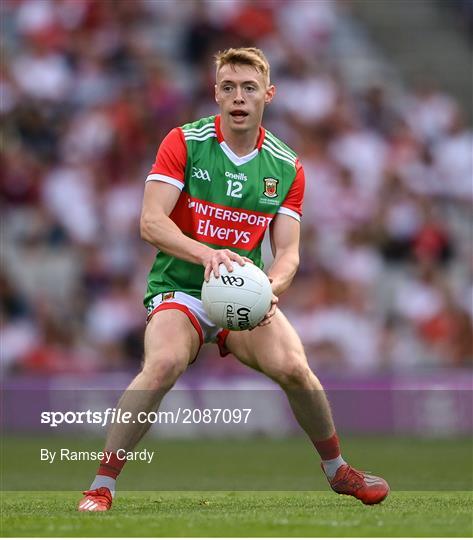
[146, 291, 230, 356]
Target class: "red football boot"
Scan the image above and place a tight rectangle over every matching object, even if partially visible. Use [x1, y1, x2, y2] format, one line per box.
[77, 487, 113, 512]
[324, 464, 389, 505]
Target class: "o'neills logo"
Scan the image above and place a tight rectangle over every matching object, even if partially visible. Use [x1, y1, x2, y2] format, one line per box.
[226, 304, 251, 330]
[237, 307, 251, 329]
[226, 304, 235, 328]
[162, 292, 175, 301]
[225, 171, 248, 182]
[263, 177, 279, 198]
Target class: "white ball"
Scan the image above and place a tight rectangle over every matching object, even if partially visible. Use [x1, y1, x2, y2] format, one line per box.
[201, 263, 272, 330]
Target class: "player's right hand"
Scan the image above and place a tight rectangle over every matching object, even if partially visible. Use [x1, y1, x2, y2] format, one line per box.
[202, 249, 251, 281]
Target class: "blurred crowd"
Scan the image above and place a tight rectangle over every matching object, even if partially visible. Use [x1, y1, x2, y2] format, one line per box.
[444, 0, 473, 39]
[1, 0, 472, 376]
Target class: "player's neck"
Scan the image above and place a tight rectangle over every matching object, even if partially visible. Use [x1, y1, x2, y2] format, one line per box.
[220, 122, 260, 157]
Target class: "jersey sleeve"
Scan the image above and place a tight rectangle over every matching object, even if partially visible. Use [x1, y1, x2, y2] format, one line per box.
[277, 159, 305, 221]
[146, 127, 187, 191]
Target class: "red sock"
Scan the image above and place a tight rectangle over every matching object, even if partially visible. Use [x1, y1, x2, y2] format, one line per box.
[311, 432, 341, 460]
[97, 452, 127, 479]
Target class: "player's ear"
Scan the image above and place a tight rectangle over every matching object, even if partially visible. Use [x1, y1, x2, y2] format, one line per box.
[214, 84, 220, 104]
[265, 84, 276, 104]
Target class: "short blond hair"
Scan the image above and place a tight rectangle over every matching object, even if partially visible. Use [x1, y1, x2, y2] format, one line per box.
[215, 47, 270, 85]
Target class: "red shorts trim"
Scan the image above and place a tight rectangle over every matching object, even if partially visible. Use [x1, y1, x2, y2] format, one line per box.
[216, 329, 230, 357]
[147, 302, 204, 346]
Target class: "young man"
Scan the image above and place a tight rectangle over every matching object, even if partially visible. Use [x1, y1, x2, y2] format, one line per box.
[78, 47, 389, 512]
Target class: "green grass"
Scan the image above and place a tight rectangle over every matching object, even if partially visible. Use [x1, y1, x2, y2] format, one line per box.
[2, 435, 472, 491]
[1, 436, 472, 536]
[1, 491, 472, 537]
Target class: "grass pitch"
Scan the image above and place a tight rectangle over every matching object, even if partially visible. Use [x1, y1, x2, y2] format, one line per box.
[1, 436, 472, 536]
[1, 490, 472, 537]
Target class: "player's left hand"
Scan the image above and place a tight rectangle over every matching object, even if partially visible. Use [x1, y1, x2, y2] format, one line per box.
[255, 277, 278, 328]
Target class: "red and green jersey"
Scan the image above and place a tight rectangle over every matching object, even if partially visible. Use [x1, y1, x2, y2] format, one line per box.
[144, 114, 305, 305]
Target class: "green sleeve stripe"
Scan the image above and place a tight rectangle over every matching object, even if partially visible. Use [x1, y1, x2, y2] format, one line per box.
[264, 138, 297, 162]
[265, 132, 297, 159]
[262, 142, 296, 167]
[185, 133, 217, 142]
[266, 131, 297, 157]
[181, 116, 215, 131]
[182, 124, 216, 136]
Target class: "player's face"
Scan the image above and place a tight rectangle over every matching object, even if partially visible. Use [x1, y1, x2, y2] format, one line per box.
[215, 64, 275, 132]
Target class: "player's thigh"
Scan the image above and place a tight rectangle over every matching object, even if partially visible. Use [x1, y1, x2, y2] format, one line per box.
[143, 309, 201, 377]
[225, 308, 307, 377]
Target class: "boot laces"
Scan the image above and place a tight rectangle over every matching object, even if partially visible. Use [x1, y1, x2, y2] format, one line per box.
[82, 489, 111, 504]
[340, 466, 365, 490]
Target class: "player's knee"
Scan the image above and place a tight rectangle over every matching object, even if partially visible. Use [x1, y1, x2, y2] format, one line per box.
[141, 353, 187, 390]
[271, 355, 312, 389]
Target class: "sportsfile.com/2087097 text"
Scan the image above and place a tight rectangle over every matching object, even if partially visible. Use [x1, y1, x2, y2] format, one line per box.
[40, 408, 252, 428]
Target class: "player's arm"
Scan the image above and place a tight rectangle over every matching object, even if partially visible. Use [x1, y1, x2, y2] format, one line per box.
[257, 159, 304, 327]
[267, 213, 300, 297]
[140, 182, 247, 279]
[254, 214, 299, 328]
[140, 181, 210, 264]
[266, 158, 304, 298]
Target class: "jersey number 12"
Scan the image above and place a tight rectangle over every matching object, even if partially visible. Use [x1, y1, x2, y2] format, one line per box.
[226, 180, 243, 198]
